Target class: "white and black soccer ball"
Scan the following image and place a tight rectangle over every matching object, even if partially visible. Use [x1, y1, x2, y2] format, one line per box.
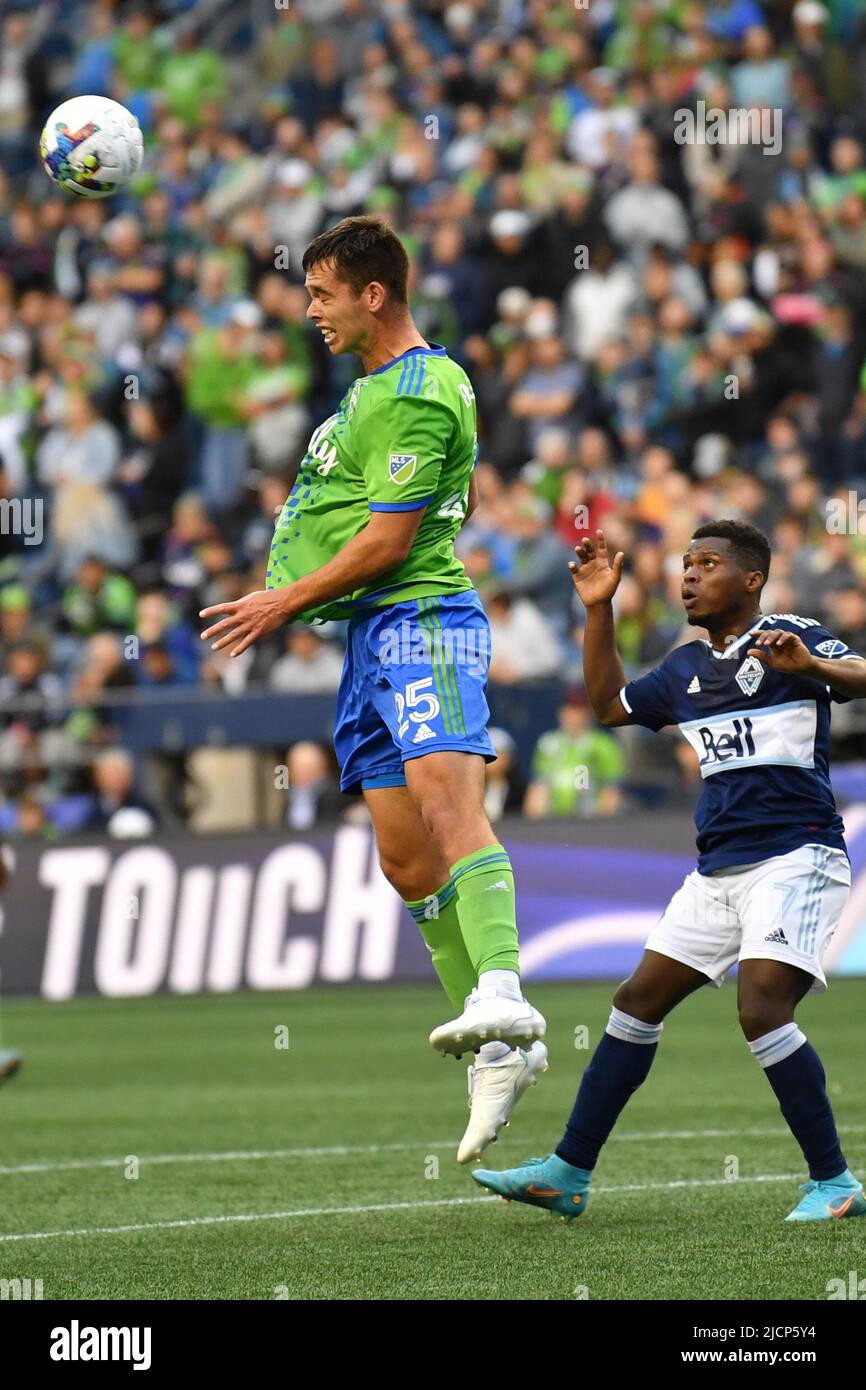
[39, 95, 144, 199]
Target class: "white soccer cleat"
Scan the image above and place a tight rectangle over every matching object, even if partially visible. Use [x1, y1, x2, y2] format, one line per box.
[429, 986, 546, 1057]
[457, 1041, 549, 1165]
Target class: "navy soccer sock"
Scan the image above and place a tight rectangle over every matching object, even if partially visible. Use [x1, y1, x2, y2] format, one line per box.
[555, 1008, 662, 1172]
[749, 1024, 847, 1181]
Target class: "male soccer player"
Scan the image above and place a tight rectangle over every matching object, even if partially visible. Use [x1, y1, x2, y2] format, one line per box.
[200, 216, 546, 1161]
[474, 521, 866, 1221]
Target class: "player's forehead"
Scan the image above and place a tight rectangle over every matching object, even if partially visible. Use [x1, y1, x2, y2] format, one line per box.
[683, 536, 733, 564]
[304, 260, 345, 295]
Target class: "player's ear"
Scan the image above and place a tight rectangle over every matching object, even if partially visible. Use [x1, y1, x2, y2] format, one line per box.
[365, 280, 387, 312]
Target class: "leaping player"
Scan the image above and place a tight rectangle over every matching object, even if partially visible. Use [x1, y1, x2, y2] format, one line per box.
[474, 521, 866, 1222]
[200, 216, 547, 1163]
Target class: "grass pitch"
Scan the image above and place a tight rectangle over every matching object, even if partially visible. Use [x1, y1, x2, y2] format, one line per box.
[1, 981, 864, 1300]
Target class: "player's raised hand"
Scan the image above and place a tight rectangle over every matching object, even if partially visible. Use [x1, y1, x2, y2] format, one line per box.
[747, 629, 813, 674]
[569, 530, 625, 607]
[199, 589, 290, 658]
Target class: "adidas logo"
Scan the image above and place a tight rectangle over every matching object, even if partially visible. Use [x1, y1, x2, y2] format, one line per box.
[412, 722, 436, 744]
[764, 928, 788, 945]
[485, 880, 510, 892]
[687, 675, 701, 694]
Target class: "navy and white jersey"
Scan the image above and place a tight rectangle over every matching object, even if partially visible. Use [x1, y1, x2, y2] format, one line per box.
[619, 614, 861, 874]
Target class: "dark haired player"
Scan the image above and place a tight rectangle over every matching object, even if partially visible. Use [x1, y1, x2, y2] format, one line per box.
[474, 522, 866, 1222]
[200, 216, 546, 1162]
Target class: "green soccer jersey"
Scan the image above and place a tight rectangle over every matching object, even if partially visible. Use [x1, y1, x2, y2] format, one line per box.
[266, 343, 477, 623]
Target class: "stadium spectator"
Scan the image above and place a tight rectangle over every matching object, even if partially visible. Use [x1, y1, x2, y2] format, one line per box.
[485, 590, 561, 685]
[269, 628, 344, 694]
[82, 748, 158, 837]
[159, 20, 228, 128]
[524, 688, 626, 819]
[61, 557, 137, 638]
[281, 741, 345, 830]
[182, 302, 261, 514]
[483, 726, 527, 823]
[492, 489, 574, 632]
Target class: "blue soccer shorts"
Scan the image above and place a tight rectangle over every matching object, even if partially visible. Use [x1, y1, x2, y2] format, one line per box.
[333, 590, 497, 794]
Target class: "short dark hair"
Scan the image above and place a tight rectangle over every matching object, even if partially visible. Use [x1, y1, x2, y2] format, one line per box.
[691, 519, 771, 580]
[302, 215, 409, 305]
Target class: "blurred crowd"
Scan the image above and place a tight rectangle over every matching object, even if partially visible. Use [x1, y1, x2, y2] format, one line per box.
[2, 0, 866, 837]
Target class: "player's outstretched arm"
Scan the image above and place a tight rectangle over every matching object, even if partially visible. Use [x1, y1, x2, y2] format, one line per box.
[200, 508, 426, 657]
[569, 530, 632, 727]
[748, 630, 866, 698]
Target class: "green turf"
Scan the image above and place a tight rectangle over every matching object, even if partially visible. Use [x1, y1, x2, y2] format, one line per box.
[0, 981, 864, 1299]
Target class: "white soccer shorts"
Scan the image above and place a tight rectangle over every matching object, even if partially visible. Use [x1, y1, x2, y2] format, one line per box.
[645, 843, 851, 994]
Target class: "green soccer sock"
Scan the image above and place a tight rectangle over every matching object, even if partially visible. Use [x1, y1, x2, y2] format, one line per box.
[405, 880, 477, 1013]
[449, 845, 521, 978]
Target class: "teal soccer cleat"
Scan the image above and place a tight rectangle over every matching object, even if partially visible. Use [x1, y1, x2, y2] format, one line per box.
[472, 1153, 591, 1222]
[785, 1169, 866, 1222]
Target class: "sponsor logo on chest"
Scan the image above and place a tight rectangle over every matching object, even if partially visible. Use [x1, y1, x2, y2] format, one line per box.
[691, 715, 757, 770]
[680, 699, 817, 777]
[307, 415, 341, 476]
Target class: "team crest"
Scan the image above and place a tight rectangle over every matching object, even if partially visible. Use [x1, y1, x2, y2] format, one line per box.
[389, 453, 417, 485]
[735, 655, 764, 697]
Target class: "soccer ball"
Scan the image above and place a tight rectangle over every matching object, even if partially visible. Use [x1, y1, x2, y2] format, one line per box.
[39, 96, 144, 200]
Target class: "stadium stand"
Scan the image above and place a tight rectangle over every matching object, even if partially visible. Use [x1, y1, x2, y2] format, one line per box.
[1, 0, 866, 836]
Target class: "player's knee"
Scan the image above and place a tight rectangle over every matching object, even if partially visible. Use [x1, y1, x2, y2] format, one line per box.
[377, 851, 438, 903]
[377, 851, 414, 897]
[612, 978, 662, 1024]
[416, 793, 466, 848]
[737, 995, 792, 1040]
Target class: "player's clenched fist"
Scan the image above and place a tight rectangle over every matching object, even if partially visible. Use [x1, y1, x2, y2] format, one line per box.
[568, 529, 625, 607]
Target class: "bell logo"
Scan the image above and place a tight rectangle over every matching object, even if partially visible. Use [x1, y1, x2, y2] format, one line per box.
[696, 717, 756, 767]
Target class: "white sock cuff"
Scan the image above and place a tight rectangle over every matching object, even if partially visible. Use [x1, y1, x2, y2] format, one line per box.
[748, 1022, 806, 1068]
[606, 1006, 663, 1045]
[477, 1040, 514, 1065]
[477, 969, 522, 1002]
